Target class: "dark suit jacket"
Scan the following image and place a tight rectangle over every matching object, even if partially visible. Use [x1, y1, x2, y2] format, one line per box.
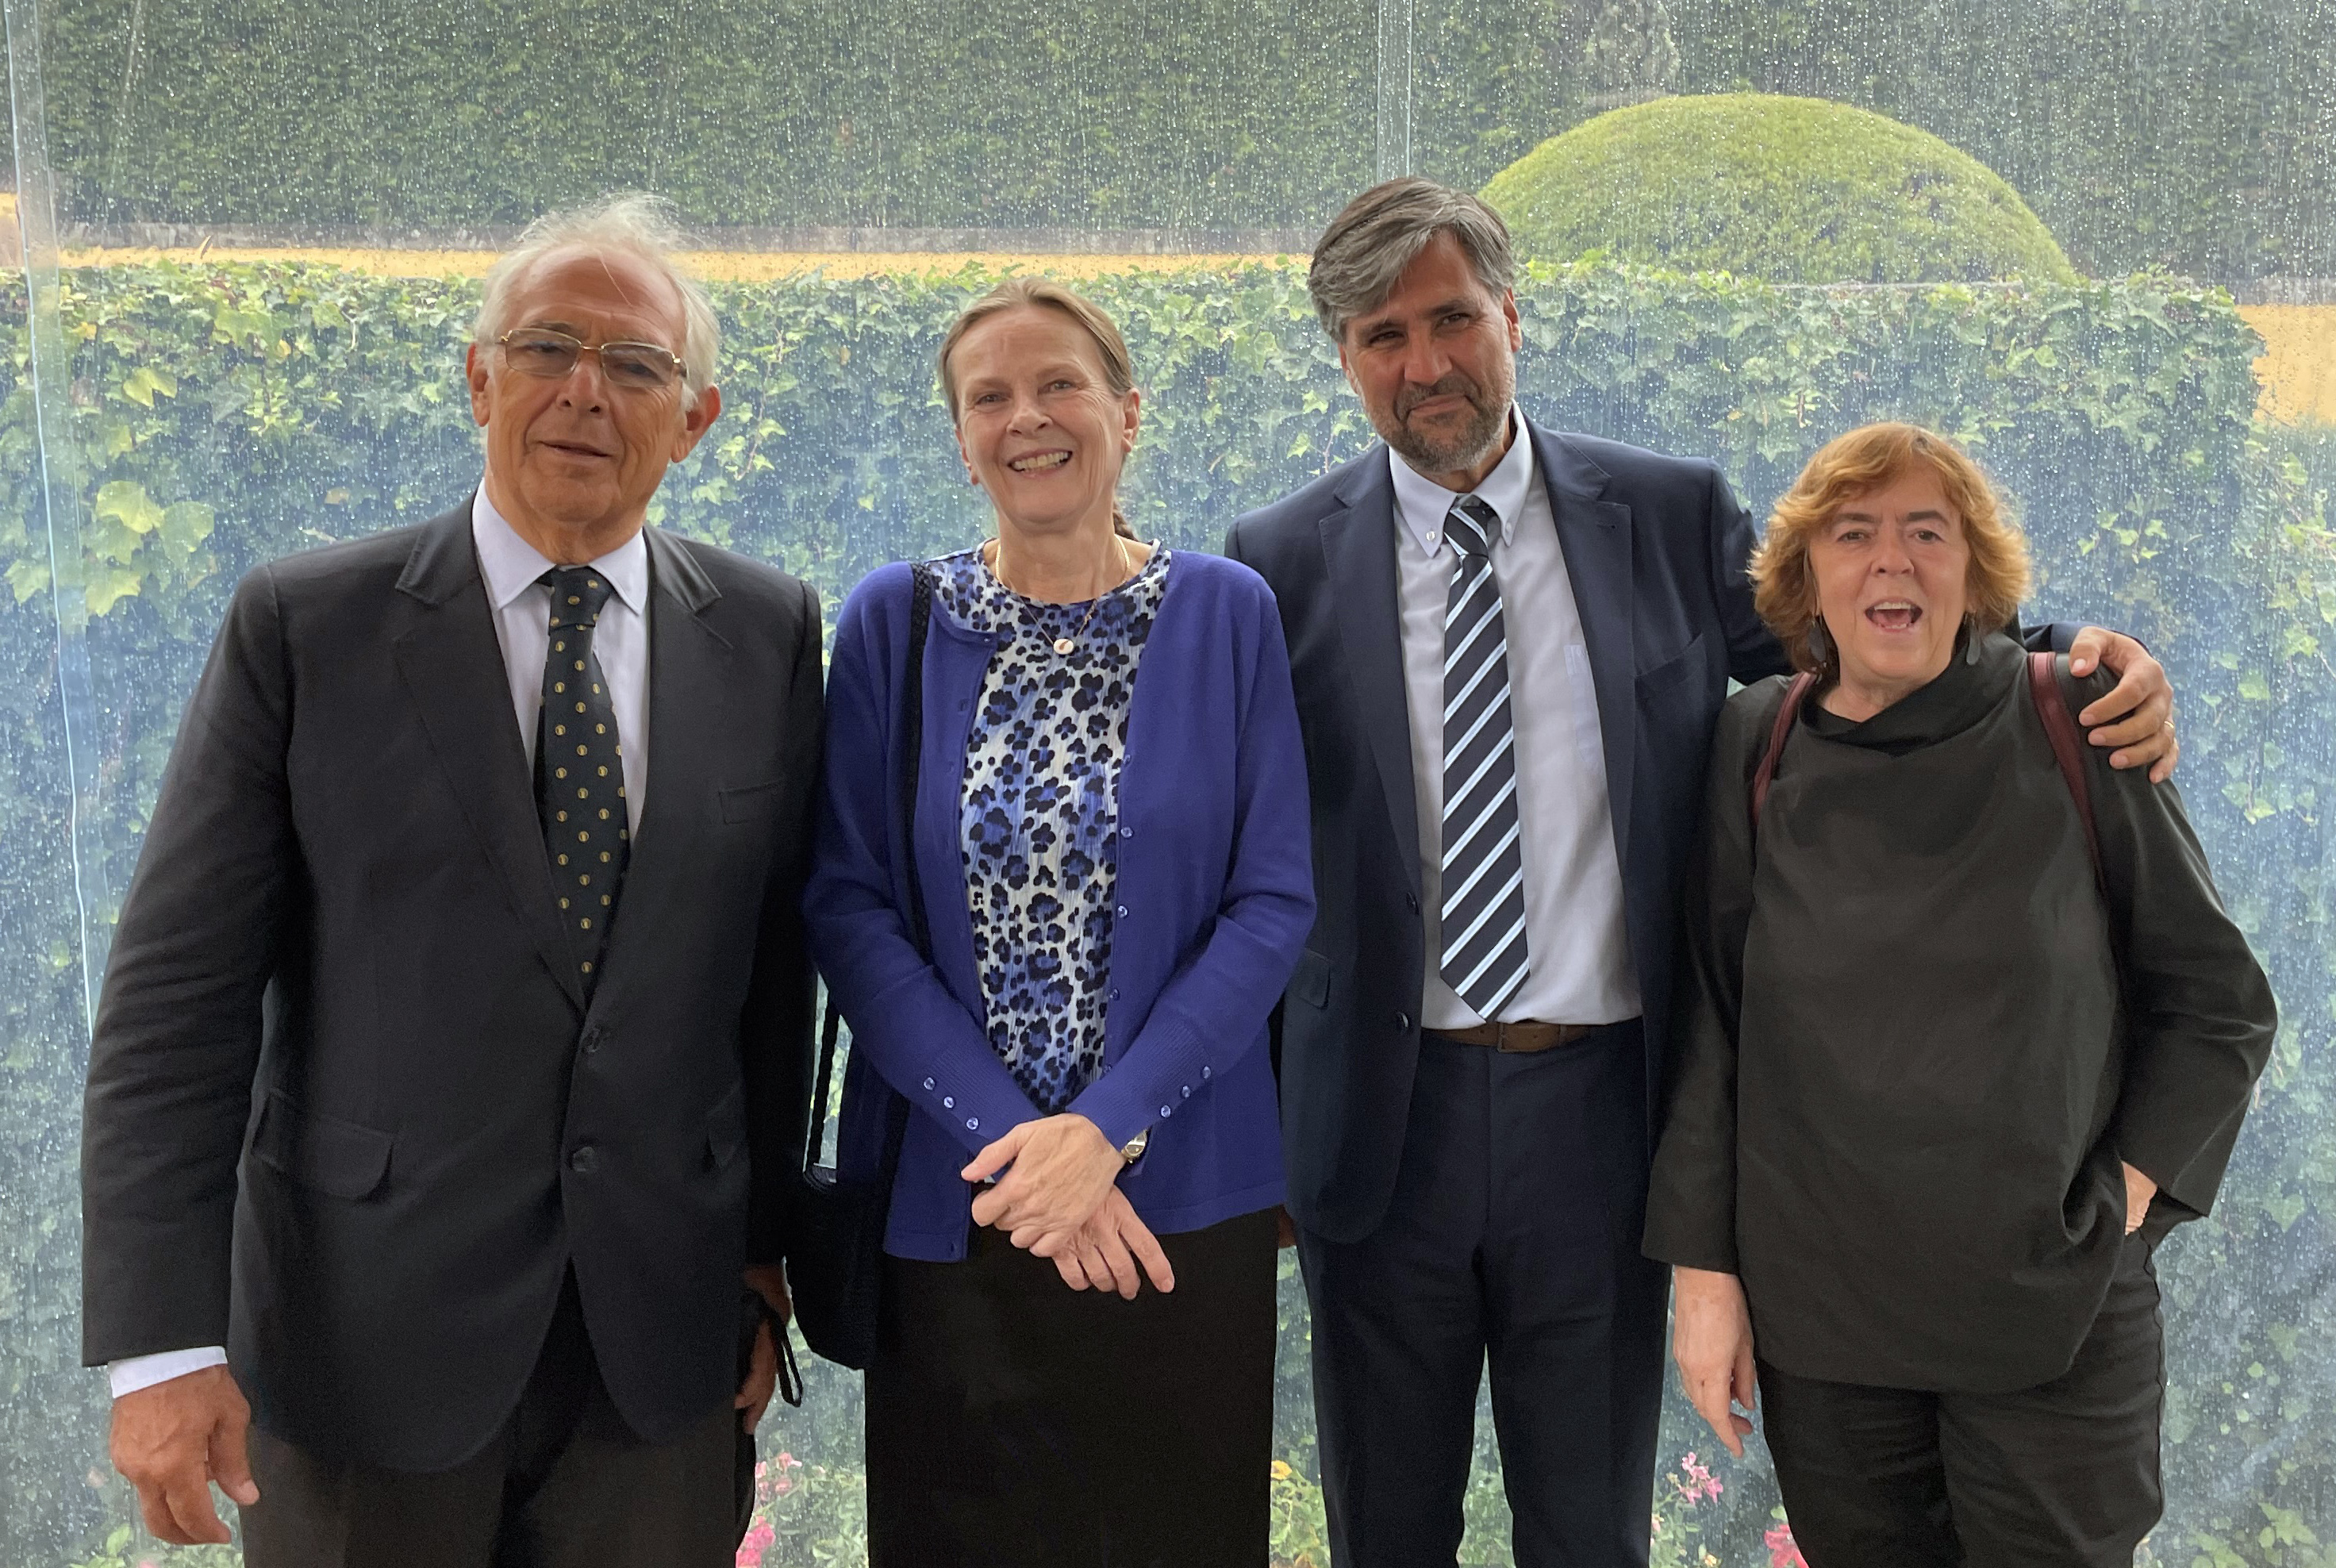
[80, 502, 824, 1471]
[1224, 421, 1791, 1244]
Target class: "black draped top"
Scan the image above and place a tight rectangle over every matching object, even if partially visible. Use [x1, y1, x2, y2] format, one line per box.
[1643, 632, 2276, 1393]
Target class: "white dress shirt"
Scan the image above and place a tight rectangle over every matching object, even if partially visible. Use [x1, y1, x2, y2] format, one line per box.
[108, 486, 655, 1399]
[1390, 409, 1642, 1032]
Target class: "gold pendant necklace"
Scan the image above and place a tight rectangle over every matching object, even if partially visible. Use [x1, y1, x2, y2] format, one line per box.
[991, 536, 1135, 655]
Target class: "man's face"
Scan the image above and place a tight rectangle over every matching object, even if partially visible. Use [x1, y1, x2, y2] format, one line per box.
[1338, 231, 1523, 479]
[464, 248, 719, 552]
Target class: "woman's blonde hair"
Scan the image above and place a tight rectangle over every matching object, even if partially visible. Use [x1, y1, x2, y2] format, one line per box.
[938, 276, 1138, 539]
[1750, 421, 2033, 672]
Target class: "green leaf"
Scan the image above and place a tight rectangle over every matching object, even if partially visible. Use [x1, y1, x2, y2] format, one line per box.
[161, 501, 218, 553]
[85, 563, 147, 616]
[93, 478, 166, 535]
[6, 557, 51, 604]
[120, 365, 179, 406]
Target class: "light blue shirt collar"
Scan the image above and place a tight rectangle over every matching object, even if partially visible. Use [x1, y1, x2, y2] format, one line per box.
[471, 486, 650, 617]
[1388, 405, 1535, 556]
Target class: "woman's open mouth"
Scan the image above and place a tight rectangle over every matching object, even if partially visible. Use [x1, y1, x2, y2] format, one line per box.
[1865, 600, 1923, 631]
[1008, 451, 1072, 473]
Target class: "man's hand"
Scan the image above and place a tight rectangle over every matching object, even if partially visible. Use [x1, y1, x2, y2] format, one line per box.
[111, 1365, 258, 1545]
[2067, 628, 2177, 782]
[1031, 1189, 1177, 1298]
[736, 1322, 778, 1435]
[2123, 1161, 2159, 1235]
[735, 1263, 791, 1434]
[1672, 1266, 1757, 1458]
[963, 1113, 1123, 1246]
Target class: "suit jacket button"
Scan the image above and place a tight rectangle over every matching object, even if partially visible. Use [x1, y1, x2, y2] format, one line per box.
[569, 1146, 599, 1174]
[1394, 1011, 1412, 1032]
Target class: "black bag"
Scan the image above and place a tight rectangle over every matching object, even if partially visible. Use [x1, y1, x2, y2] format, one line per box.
[789, 564, 932, 1370]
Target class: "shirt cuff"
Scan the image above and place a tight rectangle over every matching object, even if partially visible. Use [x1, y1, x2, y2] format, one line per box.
[110, 1346, 228, 1399]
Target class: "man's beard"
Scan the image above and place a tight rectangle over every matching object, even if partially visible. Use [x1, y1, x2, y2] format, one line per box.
[1380, 371, 1512, 477]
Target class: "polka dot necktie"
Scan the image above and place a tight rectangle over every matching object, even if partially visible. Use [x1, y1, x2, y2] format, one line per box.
[537, 566, 629, 997]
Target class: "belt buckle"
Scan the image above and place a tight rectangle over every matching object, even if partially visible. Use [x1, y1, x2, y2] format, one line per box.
[1493, 1021, 1532, 1054]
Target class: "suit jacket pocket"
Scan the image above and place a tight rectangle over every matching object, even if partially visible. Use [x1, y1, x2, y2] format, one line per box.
[719, 780, 786, 824]
[1635, 632, 1708, 698]
[1292, 948, 1332, 1009]
[706, 1080, 749, 1170]
[252, 1090, 393, 1199]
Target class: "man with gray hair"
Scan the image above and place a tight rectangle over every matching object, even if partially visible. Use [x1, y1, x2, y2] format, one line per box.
[1224, 177, 2179, 1566]
[81, 193, 823, 1565]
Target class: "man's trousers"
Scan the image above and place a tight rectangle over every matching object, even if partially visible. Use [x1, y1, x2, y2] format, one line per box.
[1297, 1022, 1667, 1567]
[240, 1273, 741, 1568]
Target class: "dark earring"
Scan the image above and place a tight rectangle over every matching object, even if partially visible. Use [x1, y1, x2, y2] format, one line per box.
[1806, 618, 1833, 668]
[1965, 614, 1983, 665]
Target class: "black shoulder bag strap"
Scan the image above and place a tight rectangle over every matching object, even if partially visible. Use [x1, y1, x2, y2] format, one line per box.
[796, 564, 931, 1371]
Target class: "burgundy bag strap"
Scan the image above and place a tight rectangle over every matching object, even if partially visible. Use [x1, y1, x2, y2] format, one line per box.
[2027, 650, 2105, 894]
[1749, 671, 1819, 831]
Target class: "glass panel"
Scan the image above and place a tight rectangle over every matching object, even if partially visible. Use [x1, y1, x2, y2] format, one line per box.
[6, 1, 2333, 1563]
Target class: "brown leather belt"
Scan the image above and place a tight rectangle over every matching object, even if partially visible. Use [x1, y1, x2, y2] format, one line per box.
[1427, 1020, 1601, 1054]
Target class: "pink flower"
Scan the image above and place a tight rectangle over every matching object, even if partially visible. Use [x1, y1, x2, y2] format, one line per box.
[736, 1518, 776, 1568]
[1667, 1451, 1724, 1506]
[1766, 1521, 1810, 1568]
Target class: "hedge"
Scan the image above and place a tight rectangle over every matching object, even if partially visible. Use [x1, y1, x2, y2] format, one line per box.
[35, 0, 2336, 281]
[4, 260, 2334, 1563]
[1484, 94, 2079, 284]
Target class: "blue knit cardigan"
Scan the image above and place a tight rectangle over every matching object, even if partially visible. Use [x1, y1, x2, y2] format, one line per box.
[804, 550, 1316, 1261]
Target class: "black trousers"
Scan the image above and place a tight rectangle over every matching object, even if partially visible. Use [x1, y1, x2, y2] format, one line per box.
[1295, 1023, 1667, 1568]
[1759, 1232, 2165, 1568]
[241, 1274, 742, 1568]
[864, 1208, 1279, 1568]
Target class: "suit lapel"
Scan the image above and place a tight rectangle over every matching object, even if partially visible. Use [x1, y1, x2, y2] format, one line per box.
[390, 504, 586, 1014]
[1320, 452, 1424, 894]
[1527, 421, 1639, 869]
[587, 527, 730, 1016]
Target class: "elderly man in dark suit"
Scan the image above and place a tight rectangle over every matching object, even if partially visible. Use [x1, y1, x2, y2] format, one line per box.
[1222, 178, 2180, 1568]
[80, 193, 823, 1566]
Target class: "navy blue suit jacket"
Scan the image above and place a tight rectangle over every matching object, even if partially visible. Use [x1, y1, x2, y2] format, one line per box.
[1224, 418, 1793, 1243]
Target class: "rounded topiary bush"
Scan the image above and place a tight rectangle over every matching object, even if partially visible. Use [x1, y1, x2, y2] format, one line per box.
[1481, 93, 2078, 284]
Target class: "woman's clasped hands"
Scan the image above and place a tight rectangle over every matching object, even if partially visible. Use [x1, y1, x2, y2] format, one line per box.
[963, 1113, 1177, 1300]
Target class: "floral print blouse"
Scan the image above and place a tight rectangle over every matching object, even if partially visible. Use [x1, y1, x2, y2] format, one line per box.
[932, 543, 1171, 1113]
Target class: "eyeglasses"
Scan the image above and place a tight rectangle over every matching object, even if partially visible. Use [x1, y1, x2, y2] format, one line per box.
[496, 328, 686, 390]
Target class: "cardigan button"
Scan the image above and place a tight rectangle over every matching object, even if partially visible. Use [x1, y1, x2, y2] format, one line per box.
[922, 1078, 936, 1091]
[1116, 905, 1129, 918]
[1181, 1085, 1191, 1098]
[1120, 826, 1133, 839]
[1201, 1066, 1210, 1080]
[966, 1117, 979, 1131]
[942, 1096, 955, 1109]
[1158, 1105, 1173, 1118]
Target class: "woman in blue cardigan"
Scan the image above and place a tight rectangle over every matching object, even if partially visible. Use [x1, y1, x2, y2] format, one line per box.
[804, 275, 1316, 1566]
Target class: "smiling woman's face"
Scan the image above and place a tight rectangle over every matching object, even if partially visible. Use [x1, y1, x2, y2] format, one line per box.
[1809, 463, 1973, 712]
[950, 306, 1139, 538]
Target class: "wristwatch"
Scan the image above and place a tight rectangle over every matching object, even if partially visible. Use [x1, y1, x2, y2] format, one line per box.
[1119, 1128, 1151, 1165]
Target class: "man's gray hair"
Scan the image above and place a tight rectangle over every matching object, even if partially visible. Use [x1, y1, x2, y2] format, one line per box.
[1307, 178, 1517, 341]
[473, 192, 720, 408]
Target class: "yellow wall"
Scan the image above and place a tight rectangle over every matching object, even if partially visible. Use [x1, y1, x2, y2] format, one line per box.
[2240, 306, 2336, 426]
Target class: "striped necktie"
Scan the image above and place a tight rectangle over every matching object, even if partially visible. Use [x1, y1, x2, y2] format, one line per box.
[1439, 494, 1530, 1019]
